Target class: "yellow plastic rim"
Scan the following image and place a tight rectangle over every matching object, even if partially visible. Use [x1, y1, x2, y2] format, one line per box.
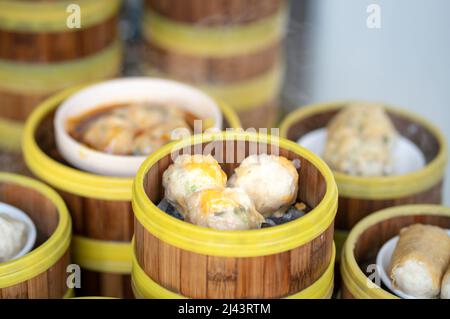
[200, 63, 284, 112]
[0, 0, 121, 32]
[133, 132, 338, 257]
[22, 84, 241, 201]
[72, 236, 132, 274]
[147, 62, 284, 112]
[0, 173, 72, 288]
[341, 204, 450, 299]
[142, 6, 287, 58]
[0, 117, 23, 152]
[0, 40, 122, 94]
[63, 289, 75, 299]
[132, 241, 335, 299]
[279, 102, 448, 200]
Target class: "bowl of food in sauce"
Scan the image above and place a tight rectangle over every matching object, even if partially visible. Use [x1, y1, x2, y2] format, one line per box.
[54, 77, 224, 177]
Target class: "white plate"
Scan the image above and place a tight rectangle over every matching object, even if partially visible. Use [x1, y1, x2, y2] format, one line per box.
[376, 229, 450, 299]
[0, 202, 37, 262]
[297, 128, 425, 175]
[55, 77, 224, 177]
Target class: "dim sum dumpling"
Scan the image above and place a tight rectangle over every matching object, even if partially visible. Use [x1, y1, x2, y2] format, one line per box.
[162, 154, 227, 213]
[72, 103, 194, 156]
[0, 215, 27, 263]
[228, 154, 299, 217]
[185, 188, 265, 230]
[82, 114, 135, 155]
[441, 265, 450, 299]
[389, 224, 450, 299]
[133, 119, 192, 155]
[126, 103, 187, 129]
[324, 103, 398, 176]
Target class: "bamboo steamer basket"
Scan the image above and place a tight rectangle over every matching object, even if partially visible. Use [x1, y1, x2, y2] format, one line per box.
[0, 173, 72, 299]
[0, 0, 121, 62]
[146, 41, 282, 83]
[142, 0, 287, 129]
[341, 204, 450, 299]
[148, 0, 285, 25]
[147, 61, 284, 130]
[132, 241, 336, 299]
[142, 0, 287, 83]
[279, 102, 448, 258]
[132, 132, 338, 298]
[22, 85, 241, 298]
[0, 0, 122, 124]
[198, 63, 284, 129]
[0, 117, 28, 174]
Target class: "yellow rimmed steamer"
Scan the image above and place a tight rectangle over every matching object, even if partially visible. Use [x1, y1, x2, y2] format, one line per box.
[132, 132, 338, 299]
[0, 0, 122, 172]
[0, 173, 72, 299]
[279, 102, 448, 258]
[22, 86, 241, 298]
[341, 205, 450, 299]
[142, 0, 288, 129]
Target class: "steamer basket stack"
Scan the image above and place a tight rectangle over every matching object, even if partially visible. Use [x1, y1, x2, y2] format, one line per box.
[0, 0, 449, 301]
[0, 0, 123, 174]
[22, 87, 241, 298]
[340, 205, 450, 299]
[0, 173, 72, 299]
[131, 133, 338, 299]
[0, 0, 123, 298]
[279, 102, 448, 262]
[141, 0, 288, 129]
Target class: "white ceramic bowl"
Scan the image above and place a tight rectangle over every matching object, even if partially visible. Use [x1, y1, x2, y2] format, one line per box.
[376, 229, 450, 299]
[0, 202, 37, 262]
[54, 77, 223, 177]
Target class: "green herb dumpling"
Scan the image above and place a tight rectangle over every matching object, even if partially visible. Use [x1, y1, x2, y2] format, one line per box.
[162, 154, 228, 214]
[184, 188, 265, 230]
[324, 103, 398, 176]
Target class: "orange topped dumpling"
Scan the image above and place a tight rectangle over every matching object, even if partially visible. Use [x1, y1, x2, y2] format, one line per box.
[185, 188, 265, 230]
[162, 154, 227, 213]
[69, 102, 194, 156]
[228, 154, 299, 217]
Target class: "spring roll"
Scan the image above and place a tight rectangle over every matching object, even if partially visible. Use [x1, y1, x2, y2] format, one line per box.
[389, 224, 450, 298]
[441, 265, 450, 299]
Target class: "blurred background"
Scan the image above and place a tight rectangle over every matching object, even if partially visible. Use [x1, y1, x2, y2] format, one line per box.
[121, 0, 450, 203]
[0, 0, 448, 300]
[0, 0, 449, 203]
[283, 0, 450, 203]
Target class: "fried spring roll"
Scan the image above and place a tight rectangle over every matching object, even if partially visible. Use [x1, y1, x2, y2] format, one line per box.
[389, 224, 450, 299]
